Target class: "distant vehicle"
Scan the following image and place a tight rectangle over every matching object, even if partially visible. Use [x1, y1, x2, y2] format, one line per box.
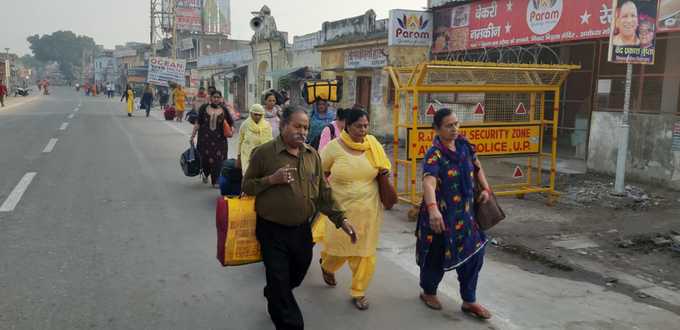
[14, 87, 30, 97]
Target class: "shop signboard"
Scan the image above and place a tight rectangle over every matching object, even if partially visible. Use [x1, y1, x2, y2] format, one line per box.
[389, 9, 433, 46]
[147, 57, 186, 87]
[433, 0, 615, 53]
[345, 47, 387, 69]
[407, 124, 541, 160]
[607, 0, 658, 64]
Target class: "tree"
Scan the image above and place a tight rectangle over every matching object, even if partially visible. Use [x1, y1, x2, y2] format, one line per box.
[27, 31, 96, 81]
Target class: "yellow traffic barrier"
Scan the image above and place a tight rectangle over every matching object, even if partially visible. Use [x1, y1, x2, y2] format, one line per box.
[385, 61, 580, 209]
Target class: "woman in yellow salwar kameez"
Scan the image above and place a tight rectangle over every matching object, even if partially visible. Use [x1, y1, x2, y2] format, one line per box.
[319, 107, 391, 310]
[125, 85, 134, 117]
[237, 104, 273, 175]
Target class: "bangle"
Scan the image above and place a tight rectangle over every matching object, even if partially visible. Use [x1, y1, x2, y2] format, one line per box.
[426, 202, 437, 209]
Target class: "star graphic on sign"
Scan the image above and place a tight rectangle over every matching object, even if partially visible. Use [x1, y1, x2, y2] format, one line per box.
[506, 0, 513, 11]
[505, 22, 512, 33]
[580, 10, 591, 24]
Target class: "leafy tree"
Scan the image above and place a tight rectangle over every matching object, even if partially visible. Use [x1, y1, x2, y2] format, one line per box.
[27, 31, 96, 81]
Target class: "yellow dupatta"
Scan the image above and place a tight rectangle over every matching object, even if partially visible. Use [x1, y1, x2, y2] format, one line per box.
[243, 116, 272, 137]
[339, 130, 391, 170]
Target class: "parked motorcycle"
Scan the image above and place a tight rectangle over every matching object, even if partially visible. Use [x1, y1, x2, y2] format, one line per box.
[14, 87, 30, 97]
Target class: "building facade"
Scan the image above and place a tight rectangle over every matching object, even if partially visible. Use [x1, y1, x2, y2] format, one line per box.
[429, 0, 680, 189]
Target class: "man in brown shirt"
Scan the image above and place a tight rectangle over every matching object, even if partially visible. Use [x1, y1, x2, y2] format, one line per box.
[243, 105, 356, 330]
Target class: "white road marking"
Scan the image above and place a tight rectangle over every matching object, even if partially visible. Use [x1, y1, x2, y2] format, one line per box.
[67, 113, 75, 119]
[0, 172, 37, 212]
[59, 122, 69, 130]
[42, 138, 58, 153]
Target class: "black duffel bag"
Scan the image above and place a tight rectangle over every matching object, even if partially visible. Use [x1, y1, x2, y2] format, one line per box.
[180, 142, 201, 177]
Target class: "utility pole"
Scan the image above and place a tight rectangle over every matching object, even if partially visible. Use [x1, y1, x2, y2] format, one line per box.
[151, 0, 156, 57]
[172, 0, 177, 60]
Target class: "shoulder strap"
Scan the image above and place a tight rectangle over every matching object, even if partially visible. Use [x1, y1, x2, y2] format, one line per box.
[328, 123, 336, 139]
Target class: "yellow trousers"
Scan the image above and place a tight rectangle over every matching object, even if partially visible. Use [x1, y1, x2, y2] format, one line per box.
[321, 253, 376, 297]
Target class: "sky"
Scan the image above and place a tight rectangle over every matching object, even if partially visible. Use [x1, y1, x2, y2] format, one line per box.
[1, 0, 427, 56]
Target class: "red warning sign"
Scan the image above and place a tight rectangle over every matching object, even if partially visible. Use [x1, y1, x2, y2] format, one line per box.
[474, 103, 485, 115]
[515, 103, 527, 115]
[513, 166, 524, 179]
[426, 103, 437, 116]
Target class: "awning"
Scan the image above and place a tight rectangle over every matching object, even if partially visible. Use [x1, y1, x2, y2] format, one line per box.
[271, 66, 317, 82]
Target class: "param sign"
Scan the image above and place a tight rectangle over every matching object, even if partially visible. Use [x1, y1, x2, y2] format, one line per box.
[407, 125, 541, 160]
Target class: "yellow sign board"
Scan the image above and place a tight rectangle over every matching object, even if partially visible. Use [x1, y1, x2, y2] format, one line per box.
[407, 125, 541, 160]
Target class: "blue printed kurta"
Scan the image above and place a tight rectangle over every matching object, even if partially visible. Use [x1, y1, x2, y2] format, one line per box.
[416, 138, 487, 271]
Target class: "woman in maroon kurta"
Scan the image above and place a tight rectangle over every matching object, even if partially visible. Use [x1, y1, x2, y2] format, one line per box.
[191, 91, 234, 187]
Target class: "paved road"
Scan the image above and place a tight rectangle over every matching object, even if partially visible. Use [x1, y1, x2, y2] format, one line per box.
[1, 88, 678, 329]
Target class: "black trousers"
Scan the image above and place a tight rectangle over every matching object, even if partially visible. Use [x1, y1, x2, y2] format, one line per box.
[255, 217, 314, 330]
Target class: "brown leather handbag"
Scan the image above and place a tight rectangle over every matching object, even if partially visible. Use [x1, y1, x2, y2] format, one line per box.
[377, 170, 398, 210]
[474, 190, 505, 231]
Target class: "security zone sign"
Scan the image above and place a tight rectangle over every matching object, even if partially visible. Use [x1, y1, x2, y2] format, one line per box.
[407, 125, 541, 160]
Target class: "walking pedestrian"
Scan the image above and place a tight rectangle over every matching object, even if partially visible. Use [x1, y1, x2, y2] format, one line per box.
[158, 87, 169, 110]
[193, 86, 209, 110]
[237, 104, 273, 175]
[307, 100, 335, 148]
[317, 108, 346, 151]
[242, 105, 358, 330]
[122, 85, 134, 117]
[173, 85, 187, 123]
[141, 84, 154, 117]
[0, 80, 7, 107]
[190, 91, 234, 187]
[317, 108, 390, 310]
[417, 108, 492, 319]
[263, 91, 282, 138]
[107, 82, 114, 98]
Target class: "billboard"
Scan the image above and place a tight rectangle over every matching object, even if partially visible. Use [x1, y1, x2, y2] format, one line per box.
[433, 0, 615, 53]
[389, 9, 433, 46]
[176, 7, 202, 32]
[608, 0, 658, 65]
[147, 57, 186, 87]
[345, 47, 388, 69]
[203, 0, 231, 35]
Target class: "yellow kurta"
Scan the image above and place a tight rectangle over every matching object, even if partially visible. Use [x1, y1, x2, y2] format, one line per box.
[126, 90, 134, 113]
[174, 89, 186, 111]
[238, 117, 273, 175]
[320, 140, 382, 257]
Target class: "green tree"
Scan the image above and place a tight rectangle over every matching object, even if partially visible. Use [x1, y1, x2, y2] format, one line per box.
[27, 31, 96, 81]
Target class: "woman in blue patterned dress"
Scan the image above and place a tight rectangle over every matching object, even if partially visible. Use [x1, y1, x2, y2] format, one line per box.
[417, 108, 493, 320]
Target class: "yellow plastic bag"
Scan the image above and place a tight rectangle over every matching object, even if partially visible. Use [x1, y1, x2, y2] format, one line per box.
[216, 197, 262, 266]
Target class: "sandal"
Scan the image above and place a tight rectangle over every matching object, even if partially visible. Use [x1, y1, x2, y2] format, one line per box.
[321, 267, 337, 287]
[352, 296, 369, 310]
[419, 293, 442, 310]
[461, 303, 492, 320]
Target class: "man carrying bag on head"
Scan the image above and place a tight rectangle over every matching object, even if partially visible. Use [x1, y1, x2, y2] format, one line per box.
[243, 105, 357, 330]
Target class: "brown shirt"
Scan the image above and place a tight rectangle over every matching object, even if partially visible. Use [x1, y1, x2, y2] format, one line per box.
[242, 136, 345, 227]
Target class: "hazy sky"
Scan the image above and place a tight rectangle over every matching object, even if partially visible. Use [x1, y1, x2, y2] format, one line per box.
[1, 0, 427, 56]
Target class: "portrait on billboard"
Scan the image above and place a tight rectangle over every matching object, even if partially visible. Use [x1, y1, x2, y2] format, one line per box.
[608, 0, 658, 64]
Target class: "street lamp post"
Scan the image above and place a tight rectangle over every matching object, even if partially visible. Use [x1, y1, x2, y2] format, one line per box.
[4, 48, 10, 91]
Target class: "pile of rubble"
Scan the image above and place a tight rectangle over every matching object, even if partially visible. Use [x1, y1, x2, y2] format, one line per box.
[617, 230, 680, 254]
[561, 180, 667, 210]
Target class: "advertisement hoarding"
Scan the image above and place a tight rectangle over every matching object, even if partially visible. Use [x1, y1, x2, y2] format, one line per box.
[176, 7, 202, 32]
[203, 0, 231, 35]
[147, 57, 186, 87]
[607, 0, 658, 64]
[389, 9, 433, 46]
[658, 0, 680, 32]
[433, 0, 615, 53]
